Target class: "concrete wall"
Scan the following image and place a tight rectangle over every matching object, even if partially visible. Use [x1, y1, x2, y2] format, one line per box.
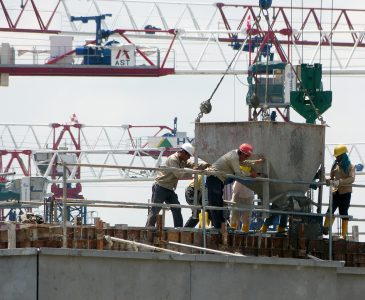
[1, 248, 365, 300]
[337, 267, 365, 299]
[0, 249, 37, 299]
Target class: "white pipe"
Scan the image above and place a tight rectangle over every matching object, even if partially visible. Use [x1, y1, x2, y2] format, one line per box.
[105, 235, 184, 254]
[168, 241, 245, 257]
[51, 178, 155, 184]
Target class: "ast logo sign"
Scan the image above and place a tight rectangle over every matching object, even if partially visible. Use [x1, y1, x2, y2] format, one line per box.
[111, 45, 136, 67]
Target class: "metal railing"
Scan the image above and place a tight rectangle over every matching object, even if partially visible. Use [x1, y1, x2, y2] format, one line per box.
[52, 163, 365, 261]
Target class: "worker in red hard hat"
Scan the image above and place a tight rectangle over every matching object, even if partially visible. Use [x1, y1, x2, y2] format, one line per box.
[206, 143, 264, 229]
[239, 143, 253, 157]
[145, 142, 209, 228]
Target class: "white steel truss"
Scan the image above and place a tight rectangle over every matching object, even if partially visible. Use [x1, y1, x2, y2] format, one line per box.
[2, 1, 365, 74]
[1, 123, 365, 182]
[0, 123, 175, 181]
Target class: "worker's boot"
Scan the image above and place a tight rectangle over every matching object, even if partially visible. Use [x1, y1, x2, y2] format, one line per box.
[276, 225, 286, 233]
[241, 224, 249, 233]
[340, 219, 348, 239]
[198, 212, 210, 228]
[260, 224, 268, 233]
[323, 215, 335, 235]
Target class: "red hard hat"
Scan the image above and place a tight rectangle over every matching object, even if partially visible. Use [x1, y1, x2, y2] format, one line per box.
[239, 143, 253, 156]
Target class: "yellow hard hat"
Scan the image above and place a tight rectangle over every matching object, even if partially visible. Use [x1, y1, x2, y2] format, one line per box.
[240, 165, 252, 173]
[333, 144, 348, 157]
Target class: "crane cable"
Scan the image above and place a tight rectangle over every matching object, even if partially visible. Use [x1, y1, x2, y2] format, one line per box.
[195, 2, 330, 124]
[251, 9, 267, 117]
[252, 6, 281, 121]
[195, 10, 263, 123]
[319, 0, 323, 63]
[260, 2, 328, 125]
[262, 7, 271, 120]
[329, 0, 334, 90]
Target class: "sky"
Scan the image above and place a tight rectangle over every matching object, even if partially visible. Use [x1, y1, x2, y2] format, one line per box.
[1, 0, 365, 237]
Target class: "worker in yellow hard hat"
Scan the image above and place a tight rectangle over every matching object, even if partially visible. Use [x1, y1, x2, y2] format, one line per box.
[229, 165, 255, 233]
[323, 144, 355, 239]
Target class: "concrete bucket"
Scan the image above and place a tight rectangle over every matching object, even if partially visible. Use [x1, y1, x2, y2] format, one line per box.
[195, 121, 325, 209]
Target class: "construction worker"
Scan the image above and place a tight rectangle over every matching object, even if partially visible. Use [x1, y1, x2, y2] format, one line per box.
[145, 143, 208, 228]
[323, 144, 355, 239]
[260, 202, 288, 234]
[184, 174, 212, 228]
[229, 167, 255, 233]
[207, 143, 261, 229]
[183, 174, 210, 228]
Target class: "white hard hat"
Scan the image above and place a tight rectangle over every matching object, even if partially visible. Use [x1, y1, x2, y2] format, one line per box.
[180, 143, 195, 156]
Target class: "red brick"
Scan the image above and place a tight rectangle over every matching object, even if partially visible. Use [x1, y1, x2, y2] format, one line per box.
[180, 231, 193, 244]
[127, 229, 141, 241]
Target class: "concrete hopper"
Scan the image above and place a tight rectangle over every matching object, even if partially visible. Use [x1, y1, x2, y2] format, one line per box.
[195, 121, 325, 209]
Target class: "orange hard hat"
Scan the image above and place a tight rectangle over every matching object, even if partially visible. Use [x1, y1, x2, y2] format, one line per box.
[239, 143, 253, 156]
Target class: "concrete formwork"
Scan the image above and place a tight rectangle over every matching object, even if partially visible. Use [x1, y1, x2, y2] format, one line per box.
[195, 121, 325, 206]
[1, 248, 365, 300]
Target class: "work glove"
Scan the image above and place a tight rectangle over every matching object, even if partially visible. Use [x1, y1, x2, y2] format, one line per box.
[332, 180, 340, 188]
[255, 158, 265, 164]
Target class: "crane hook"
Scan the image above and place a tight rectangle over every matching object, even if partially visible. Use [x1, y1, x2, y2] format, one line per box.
[195, 100, 212, 123]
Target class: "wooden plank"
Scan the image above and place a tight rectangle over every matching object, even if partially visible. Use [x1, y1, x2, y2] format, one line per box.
[7, 223, 16, 249]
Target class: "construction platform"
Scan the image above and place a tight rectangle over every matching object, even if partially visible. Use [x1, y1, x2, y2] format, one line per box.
[2, 220, 365, 299]
[1, 221, 365, 267]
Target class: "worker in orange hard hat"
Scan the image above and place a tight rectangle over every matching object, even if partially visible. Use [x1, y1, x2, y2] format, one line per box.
[323, 144, 355, 239]
[206, 143, 264, 229]
[145, 143, 209, 228]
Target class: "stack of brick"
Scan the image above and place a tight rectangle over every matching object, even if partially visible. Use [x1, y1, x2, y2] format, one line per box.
[1, 222, 365, 267]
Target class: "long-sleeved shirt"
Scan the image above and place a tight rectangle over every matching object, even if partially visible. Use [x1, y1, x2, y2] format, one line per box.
[155, 152, 195, 191]
[188, 174, 203, 191]
[331, 164, 355, 194]
[209, 150, 250, 182]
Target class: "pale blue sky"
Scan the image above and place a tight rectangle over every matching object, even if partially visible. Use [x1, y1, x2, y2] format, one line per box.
[1, 0, 364, 231]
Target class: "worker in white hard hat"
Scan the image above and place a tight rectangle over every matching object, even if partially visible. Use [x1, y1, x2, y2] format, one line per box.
[206, 143, 264, 229]
[145, 142, 209, 228]
[323, 144, 355, 239]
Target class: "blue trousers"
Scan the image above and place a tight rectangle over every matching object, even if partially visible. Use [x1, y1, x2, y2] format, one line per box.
[207, 175, 225, 229]
[327, 191, 351, 220]
[264, 202, 288, 229]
